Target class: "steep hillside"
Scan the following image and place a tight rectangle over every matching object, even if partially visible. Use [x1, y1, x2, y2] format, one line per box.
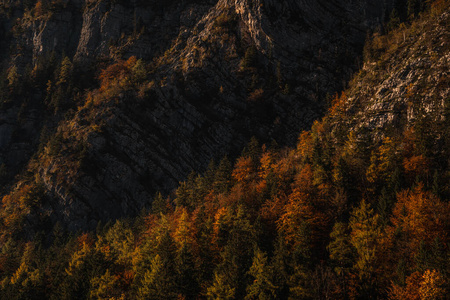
[0, 2, 448, 299]
[0, 0, 395, 230]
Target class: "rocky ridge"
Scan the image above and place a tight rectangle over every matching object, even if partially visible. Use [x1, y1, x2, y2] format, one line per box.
[333, 8, 449, 147]
[0, 0, 395, 231]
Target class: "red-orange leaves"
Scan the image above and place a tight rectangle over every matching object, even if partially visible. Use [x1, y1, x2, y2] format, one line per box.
[391, 185, 450, 250]
[98, 56, 146, 96]
[403, 155, 429, 181]
[232, 156, 253, 183]
[278, 165, 328, 249]
[329, 92, 348, 117]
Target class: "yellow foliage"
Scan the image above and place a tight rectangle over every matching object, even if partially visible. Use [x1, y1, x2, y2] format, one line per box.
[419, 269, 445, 300]
[297, 131, 313, 160]
[90, 269, 124, 300]
[66, 242, 92, 276]
[10, 262, 28, 285]
[366, 137, 397, 184]
[389, 269, 445, 300]
[173, 207, 194, 247]
[389, 271, 422, 300]
[259, 152, 273, 179]
[1, 184, 35, 231]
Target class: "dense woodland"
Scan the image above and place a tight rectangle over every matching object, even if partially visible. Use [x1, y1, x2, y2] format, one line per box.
[0, 0, 449, 299]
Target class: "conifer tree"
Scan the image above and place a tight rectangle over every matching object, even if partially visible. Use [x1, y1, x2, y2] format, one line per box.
[214, 156, 232, 193]
[137, 254, 177, 300]
[151, 192, 168, 215]
[175, 243, 198, 299]
[271, 235, 290, 299]
[245, 248, 277, 300]
[349, 200, 381, 298]
[206, 272, 236, 300]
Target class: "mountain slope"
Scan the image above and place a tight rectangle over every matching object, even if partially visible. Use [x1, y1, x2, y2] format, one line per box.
[0, 0, 395, 231]
[0, 2, 448, 299]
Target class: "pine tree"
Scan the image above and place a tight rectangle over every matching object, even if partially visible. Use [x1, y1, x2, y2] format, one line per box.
[89, 269, 122, 300]
[245, 248, 277, 300]
[214, 156, 232, 193]
[388, 9, 401, 31]
[175, 243, 198, 299]
[206, 272, 236, 300]
[415, 240, 430, 271]
[328, 222, 354, 276]
[57, 56, 72, 86]
[137, 254, 177, 300]
[271, 235, 290, 299]
[175, 182, 191, 208]
[349, 200, 381, 299]
[151, 192, 167, 215]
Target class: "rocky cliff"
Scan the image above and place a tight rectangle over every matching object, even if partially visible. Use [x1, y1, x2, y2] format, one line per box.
[331, 7, 449, 147]
[0, 0, 395, 231]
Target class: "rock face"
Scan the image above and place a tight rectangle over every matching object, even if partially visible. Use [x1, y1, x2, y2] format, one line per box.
[334, 8, 450, 144]
[0, 0, 395, 230]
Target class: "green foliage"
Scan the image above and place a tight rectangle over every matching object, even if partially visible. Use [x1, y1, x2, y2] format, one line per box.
[138, 254, 177, 300]
[89, 269, 121, 300]
[245, 248, 277, 300]
[214, 156, 232, 193]
[328, 222, 354, 275]
[206, 272, 236, 300]
[0, 3, 448, 300]
[349, 200, 381, 298]
[151, 192, 168, 215]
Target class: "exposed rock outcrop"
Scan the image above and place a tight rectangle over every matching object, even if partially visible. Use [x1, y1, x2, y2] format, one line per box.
[333, 8, 449, 145]
[0, 0, 396, 230]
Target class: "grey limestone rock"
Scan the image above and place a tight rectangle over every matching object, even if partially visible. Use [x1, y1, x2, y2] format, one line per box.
[0, 0, 396, 230]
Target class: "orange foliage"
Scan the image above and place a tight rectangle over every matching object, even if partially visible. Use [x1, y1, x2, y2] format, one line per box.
[232, 156, 253, 183]
[389, 269, 446, 300]
[260, 194, 288, 224]
[77, 233, 95, 249]
[35, 1, 44, 16]
[401, 128, 417, 157]
[419, 269, 445, 299]
[403, 155, 429, 179]
[98, 56, 138, 93]
[173, 207, 195, 246]
[143, 213, 160, 238]
[259, 152, 273, 179]
[278, 165, 328, 248]
[293, 164, 314, 193]
[1, 184, 34, 230]
[123, 56, 137, 69]
[297, 131, 313, 159]
[389, 271, 422, 300]
[255, 179, 267, 194]
[431, 0, 450, 11]
[217, 184, 244, 208]
[390, 185, 450, 250]
[118, 269, 135, 287]
[329, 92, 347, 117]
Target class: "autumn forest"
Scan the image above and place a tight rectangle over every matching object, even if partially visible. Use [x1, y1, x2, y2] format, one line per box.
[0, 0, 449, 299]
